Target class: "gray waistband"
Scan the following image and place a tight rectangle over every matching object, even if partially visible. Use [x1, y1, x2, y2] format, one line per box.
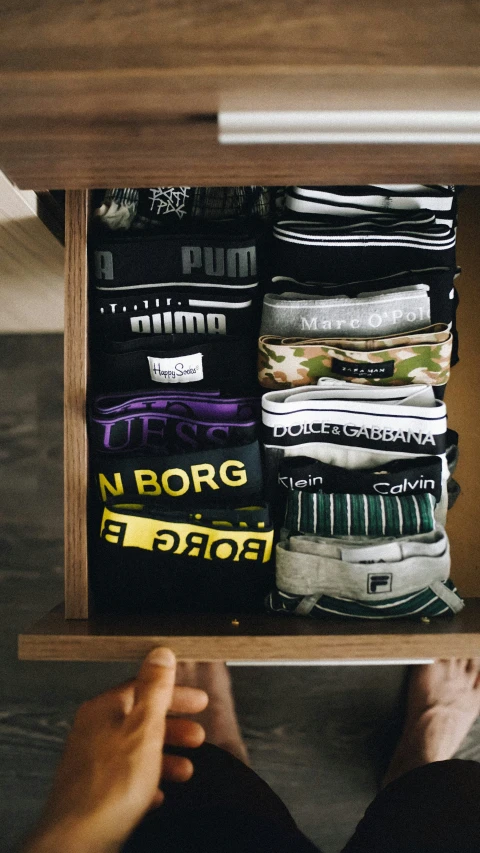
[288, 527, 446, 561]
[262, 379, 437, 407]
[276, 527, 450, 600]
[260, 287, 431, 337]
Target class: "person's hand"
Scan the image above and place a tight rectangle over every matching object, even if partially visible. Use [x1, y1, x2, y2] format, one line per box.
[22, 647, 208, 853]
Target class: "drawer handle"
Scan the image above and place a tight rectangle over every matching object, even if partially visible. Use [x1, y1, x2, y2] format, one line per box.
[218, 110, 480, 144]
[226, 659, 435, 666]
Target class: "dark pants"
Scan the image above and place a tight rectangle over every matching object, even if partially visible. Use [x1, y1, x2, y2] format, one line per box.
[123, 744, 480, 853]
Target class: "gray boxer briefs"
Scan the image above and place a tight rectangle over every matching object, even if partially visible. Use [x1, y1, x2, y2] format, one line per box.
[275, 527, 455, 603]
[267, 525, 463, 620]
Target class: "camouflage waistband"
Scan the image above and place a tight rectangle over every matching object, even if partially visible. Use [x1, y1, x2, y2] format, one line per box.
[258, 324, 452, 389]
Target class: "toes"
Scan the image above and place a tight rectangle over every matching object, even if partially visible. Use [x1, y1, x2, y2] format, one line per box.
[463, 660, 480, 685]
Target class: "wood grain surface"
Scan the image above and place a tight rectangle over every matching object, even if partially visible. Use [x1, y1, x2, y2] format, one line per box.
[8, 126, 480, 190]
[4, 75, 480, 188]
[1, 0, 480, 186]
[18, 602, 480, 661]
[64, 190, 89, 618]
[444, 189, 480, 594]
[1, 0, 480, 72]
[31, 189, 480, 656]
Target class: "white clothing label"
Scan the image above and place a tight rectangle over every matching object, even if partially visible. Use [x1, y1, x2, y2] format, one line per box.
[341, 542, 403, 563]
[148, 353, 204, 384]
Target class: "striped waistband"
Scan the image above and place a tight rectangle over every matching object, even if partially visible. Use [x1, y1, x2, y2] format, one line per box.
[284, 491, 436, 538]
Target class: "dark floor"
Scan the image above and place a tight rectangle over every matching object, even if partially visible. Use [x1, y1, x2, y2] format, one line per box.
[1, 334, 479, 853]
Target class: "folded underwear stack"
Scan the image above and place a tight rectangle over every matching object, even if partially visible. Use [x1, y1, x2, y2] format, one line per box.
[87, 190, 275, 613]
[262, 186, 459, 393]
[90, 211, 270, 394]
[267, 527, 462, 619]
[85, 183, 463, 622]
[262, 375, 463, 619]
[94, 186, 274, 230]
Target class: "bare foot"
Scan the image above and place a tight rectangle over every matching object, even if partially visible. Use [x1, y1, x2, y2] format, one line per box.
[383, 659, 480, 787]
[175, 662, 249, 765]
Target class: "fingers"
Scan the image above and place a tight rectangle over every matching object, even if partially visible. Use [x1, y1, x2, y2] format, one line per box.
[100, 680, 137, 717]
[132, 648, 177, 724]
[149, 789, 165, 810]
[170, 685, 209, 715]
[164, 717, 205, 748]
[74, 679, 137, 729]
[76, 649, 208, 739]
[150, 755, 196, 810]
[161, 753, 194, 783]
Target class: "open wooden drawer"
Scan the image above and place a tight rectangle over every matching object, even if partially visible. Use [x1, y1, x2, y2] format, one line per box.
[17, 187, 480, 661]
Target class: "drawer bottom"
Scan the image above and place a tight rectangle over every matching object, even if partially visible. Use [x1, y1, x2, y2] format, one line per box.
[18, 600, 480, 661]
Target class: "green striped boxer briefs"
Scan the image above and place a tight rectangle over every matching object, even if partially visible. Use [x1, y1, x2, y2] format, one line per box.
[284, 491, 436, 538]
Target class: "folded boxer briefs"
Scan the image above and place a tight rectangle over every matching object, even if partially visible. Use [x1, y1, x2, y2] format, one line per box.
[265, 267, 457, 334]
[261, 380, 449, 523]
[266, 582, 463, 619]
[94, 288, 259, 341]
[91, 389, 260, 420]
[90, 220, 265, 291]
[90, 391, 261, 454]
[272, 211, 456, 284]
[283, 491, 436, 538]
[261, 286, 432, 338]
[258, 325, 452, 389]
[266, 526, 464, 618]
[89, 503, 274, 613]
[267, 267, 459, 366]
[90, 412, 258, 454]
[275, 527, 453, 600]
[285, 185, 456, 228]
[92, 441, 264, 507]
[94, 187, 272, 230]
[277, 455, 443, 503]
[274, 438, 458, 521]
[90, 334, 257, 393]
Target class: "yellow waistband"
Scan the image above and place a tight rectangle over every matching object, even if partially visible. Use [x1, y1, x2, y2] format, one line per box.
[101, 507, 273, 563]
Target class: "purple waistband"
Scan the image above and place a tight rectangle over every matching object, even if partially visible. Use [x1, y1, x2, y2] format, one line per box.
[92, 390, 261, 421]
[89, 411, 258, 453]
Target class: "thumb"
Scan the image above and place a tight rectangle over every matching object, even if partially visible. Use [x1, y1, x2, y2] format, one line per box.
[132, 647, 177, 723]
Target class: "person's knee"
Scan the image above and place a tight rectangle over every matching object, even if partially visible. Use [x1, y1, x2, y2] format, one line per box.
[343, 759, 480, 853]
